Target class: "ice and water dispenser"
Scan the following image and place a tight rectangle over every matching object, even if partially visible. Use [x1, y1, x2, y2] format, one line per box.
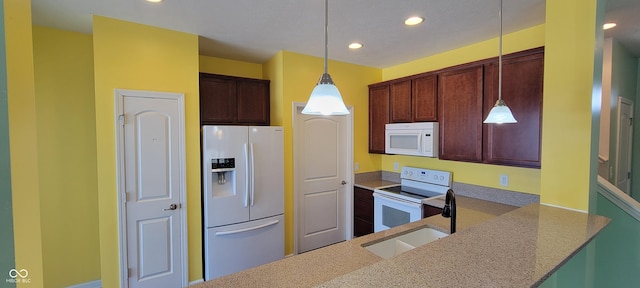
[211, 158, 235, 197]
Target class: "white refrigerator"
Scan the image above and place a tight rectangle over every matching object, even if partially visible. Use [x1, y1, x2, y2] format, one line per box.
[202, 125, 284, 280]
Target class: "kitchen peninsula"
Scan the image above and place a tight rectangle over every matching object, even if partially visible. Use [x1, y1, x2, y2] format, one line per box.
[191, 198, 609, 287]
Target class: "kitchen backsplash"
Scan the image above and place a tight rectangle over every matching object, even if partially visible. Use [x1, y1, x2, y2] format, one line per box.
[356, 170, 539, 207]
[450, 182, 539, 207]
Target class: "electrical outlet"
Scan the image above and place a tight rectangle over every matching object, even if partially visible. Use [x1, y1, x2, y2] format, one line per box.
[354, 162, 360, 172]
[499, 174, 509, 187]
[394, 162, 399, 170]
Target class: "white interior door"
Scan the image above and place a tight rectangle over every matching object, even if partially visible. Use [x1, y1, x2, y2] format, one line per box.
[118, 90, 186, 288]
[616, 97, 633, 194]
[294, 104, 352, 253]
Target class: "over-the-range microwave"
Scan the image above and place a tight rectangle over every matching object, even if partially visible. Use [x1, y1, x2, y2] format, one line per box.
[385, 122, 438, 157]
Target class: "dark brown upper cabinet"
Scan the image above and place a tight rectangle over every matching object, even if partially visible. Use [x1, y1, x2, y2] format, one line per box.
[438, 65, 484, 162]
[483, 48, 544, 168]
[412, 74, 438, 122]
[368, 83, 390, 153]
[389, 79, 412, 123]
[199, 73, 270, 126]
[368, 47, 544, 168]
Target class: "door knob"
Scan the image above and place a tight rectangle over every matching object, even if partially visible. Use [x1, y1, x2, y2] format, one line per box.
[341, 180, 347, 185]
[163, 203, 178, 211]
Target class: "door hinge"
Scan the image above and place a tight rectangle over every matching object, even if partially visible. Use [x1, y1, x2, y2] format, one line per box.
[629, 172, 632, 179]
[119, 114, 126, 126]
[128, 267, 134, 278]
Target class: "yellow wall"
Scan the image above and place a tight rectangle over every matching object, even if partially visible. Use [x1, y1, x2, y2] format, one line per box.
[32, 26, 100, 287]
[378, 25, 546, 195]
[275, 51, 381, 254]
[92, 16, 201, 285]
[199, 55, 263, 79]
[5, 0, 44, 287]
[264, 51, 285, 126]
[383, 25, 546, 80]
[539, 0, 597, 211]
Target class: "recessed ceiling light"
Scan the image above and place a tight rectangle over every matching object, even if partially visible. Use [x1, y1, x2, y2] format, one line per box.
[404, 16, 424, 26]
[603, 22, 617, 30]
[348, 42, 363, 49]
[146, 0, 163, 3]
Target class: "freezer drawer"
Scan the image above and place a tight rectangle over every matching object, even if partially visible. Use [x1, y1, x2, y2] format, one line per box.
[205, 214, 284, 280]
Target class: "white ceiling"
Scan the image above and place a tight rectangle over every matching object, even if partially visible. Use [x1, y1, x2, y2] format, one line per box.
[604, 0, 640, 57]
[30, 0, 639, 69]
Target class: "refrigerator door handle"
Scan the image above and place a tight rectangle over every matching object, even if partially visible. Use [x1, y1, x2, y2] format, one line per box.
[250, 142, 255, 207]
[244, 143, 249, 208]
[214, 220, 280, 236]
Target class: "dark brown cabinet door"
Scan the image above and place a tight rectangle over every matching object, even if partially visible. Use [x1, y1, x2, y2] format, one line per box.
[412, 74, 437, 122]
[438, 65, 484, 162]
[236, 79, 270, 125]
[369, 84, 390, 153]
[389, 79, 412, 123]
[354, 186, 374, 237]
[423, 204, 443, 218]
[199, 73, 270, 126]
[200, 76, 237, 124]
[483, 50, 544, 168]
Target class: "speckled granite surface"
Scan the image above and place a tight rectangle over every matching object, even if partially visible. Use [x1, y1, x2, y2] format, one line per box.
[190, 195, 611, 288]
[353, 171, 400, 190]
[317, 204, 609, 288]
[192, 201, 608, 288]
[192, 172, 609, 288]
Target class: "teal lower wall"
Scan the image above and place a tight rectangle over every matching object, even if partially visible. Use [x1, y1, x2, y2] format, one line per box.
[0, 1, 17, 287]
[540, 192, 640, 288]
[633, 60, 640, 200]
[593, 193, 640, 286]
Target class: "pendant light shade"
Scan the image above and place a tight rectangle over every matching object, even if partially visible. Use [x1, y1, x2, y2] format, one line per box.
[483, 0, 517, 124]
[302, 0, 350, 116]
[484, 99, 517, 123]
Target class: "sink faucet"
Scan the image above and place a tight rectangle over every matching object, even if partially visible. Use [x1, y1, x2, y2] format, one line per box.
[441, 189, 456, 234]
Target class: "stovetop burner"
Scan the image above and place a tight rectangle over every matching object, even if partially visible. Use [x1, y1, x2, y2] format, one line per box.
[379, 185, 444, 200]
[374, 167, 452, 204]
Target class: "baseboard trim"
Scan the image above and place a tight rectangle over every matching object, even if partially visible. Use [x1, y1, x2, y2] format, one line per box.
[540, 202, 587, 213]
[189, 278, 205, 286]
[66, 280, 101, 288]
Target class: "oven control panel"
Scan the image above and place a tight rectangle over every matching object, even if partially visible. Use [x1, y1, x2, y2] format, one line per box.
[401, 166, 452, 186]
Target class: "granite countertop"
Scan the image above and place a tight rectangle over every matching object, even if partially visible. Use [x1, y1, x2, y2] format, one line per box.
[191, 197, 608, 288]
[353, 179, 399, 190]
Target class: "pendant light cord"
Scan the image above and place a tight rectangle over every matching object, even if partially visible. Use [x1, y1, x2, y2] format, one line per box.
[324, 0, 329, 74]
[498, 0, 503, 102]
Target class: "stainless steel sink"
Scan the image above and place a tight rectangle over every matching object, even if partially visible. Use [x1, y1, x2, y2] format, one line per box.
[363, 227, 448, 259]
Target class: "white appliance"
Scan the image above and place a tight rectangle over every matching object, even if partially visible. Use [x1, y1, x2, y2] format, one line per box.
[373, 167, 451, 232]
[385, 122, 438, 157]
[202, 125, 284, 280]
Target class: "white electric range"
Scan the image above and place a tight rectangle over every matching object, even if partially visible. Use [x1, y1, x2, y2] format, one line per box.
[372, 167, 452, 232]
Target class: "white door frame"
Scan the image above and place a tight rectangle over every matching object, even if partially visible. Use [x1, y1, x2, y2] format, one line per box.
[615, 97, 633, 194]
[292, 102, 354, 254]
[115, 89, 189, 287]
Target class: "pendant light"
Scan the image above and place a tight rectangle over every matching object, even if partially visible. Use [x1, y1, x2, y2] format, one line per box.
[483, 0, 517, 124]
[301, 0, 350, 116]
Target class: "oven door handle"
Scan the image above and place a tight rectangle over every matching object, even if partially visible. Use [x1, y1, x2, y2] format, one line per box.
[373, 192, 423, 209]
